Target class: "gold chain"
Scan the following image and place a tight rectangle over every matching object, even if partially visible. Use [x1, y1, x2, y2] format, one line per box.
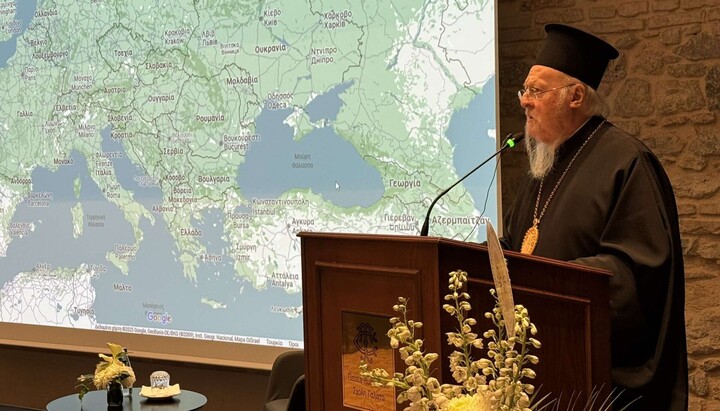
[521, 119, 606, 255]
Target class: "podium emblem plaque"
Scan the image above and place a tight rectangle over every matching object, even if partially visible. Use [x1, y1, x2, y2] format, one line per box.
[341, 311, 395, 411]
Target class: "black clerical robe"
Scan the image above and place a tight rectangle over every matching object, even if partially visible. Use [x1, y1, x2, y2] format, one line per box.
[502, 116, 688, 410]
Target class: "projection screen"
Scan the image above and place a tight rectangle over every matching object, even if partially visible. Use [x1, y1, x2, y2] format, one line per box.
[0, 0, 499, 368]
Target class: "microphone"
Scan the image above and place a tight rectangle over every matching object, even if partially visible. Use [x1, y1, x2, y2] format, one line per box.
[419, 132, 524, 237]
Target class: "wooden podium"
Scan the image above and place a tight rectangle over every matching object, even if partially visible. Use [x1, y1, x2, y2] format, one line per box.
[299, 232, 612, 411]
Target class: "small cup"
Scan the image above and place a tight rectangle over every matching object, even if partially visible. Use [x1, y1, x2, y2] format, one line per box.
[150, 370, 170, 388]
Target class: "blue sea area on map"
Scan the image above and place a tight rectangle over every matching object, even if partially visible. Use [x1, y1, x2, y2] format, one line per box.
[238, 83, 383, 208]
[306, 81, 353, 122]
[444, 77, 498, 243]
[97, 125, 163, 209]
[0, 0, 38, 68]
[0, 151, 135, 288]
[92, 212, 302, 340]
[0, 122, 302, 340]
[87, 126, 303, 339]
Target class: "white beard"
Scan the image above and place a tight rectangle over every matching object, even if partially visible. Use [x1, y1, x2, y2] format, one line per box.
[524, 130, 557, 180]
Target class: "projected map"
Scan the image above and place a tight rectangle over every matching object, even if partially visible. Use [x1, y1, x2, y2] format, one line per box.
[0, 0, 497, 348]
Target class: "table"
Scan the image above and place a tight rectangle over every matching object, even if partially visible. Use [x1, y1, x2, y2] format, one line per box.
[46, 389, 207, 410]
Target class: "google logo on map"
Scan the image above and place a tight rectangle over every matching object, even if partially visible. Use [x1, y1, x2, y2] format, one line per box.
[145, 311, 173, 325]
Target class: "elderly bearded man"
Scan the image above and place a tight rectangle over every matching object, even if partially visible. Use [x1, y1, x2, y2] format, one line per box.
[501, 24, 688, 410]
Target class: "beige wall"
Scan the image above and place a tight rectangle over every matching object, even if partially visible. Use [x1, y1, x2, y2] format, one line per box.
[497, 1, 720, 410]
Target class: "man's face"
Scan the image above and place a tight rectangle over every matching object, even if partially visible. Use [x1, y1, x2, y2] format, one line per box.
[519, 65, 573, 146]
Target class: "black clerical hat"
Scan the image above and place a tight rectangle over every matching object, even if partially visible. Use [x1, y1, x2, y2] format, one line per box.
[534, 24, 619, 89]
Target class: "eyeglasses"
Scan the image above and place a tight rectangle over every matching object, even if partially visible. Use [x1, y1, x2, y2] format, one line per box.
[517, 84, 577, 100]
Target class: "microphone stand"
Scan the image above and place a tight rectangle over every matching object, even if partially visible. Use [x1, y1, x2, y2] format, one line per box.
[419, 132, 524, 236]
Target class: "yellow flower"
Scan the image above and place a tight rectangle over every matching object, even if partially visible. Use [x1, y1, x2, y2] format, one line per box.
[444, 393, 490, 411]
[76, 342, 136, 398]
[93, 361, 136, 389]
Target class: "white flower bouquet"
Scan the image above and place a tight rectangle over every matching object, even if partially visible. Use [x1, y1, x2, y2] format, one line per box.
[360, 269, 541, 411]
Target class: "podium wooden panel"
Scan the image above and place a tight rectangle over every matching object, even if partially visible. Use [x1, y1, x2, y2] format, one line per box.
[299, 232, 612, 410]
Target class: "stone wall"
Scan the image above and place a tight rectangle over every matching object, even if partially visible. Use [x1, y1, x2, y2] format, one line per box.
[497, 1, 720, 409]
